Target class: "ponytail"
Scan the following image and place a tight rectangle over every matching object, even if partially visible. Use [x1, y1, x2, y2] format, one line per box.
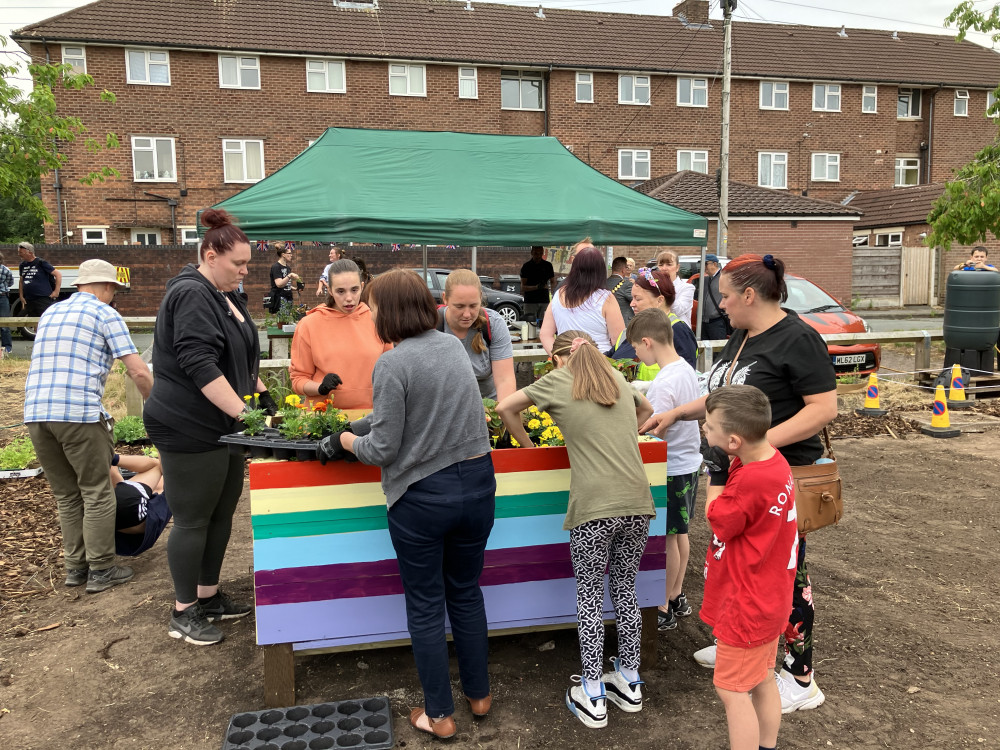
[552, 330, 619, 407]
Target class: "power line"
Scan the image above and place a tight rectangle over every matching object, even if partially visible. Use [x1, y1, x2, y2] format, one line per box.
[749, 0, 988, 36]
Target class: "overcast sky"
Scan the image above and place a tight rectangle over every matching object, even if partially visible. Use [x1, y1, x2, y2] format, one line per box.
[2, 0, 996, 94]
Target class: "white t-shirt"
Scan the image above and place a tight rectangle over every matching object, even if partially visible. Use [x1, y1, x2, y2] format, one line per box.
[645, 358, 702, 475]
[672, 278, 695, 327]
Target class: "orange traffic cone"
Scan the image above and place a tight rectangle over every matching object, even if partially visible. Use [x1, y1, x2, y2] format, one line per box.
[855, 373, 887, 416]
[947, 364, 972, 409]
[921, 384, 961, 438]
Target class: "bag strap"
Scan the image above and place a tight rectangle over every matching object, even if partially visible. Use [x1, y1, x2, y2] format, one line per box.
[724, 331, 749, 386]
[821, 425, 835, 460]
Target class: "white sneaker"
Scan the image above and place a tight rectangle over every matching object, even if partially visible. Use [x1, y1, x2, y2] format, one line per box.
[775, 669, 826, 713]
[566, 676, 607, 728]
[601, 657, 643, 713]
[693, 642, 717, 668]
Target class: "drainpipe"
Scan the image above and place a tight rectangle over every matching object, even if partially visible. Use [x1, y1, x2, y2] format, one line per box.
[143, 192, 178, 242]
[544, 65, 552, 136]
[925, 88, 937, 184]
[42, 39, 66, 243]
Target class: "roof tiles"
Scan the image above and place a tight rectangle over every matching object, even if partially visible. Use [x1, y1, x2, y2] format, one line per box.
[847, 183, 945, 229]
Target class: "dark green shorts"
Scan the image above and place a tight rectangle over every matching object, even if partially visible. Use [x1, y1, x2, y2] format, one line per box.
[666, 471, 699, 535]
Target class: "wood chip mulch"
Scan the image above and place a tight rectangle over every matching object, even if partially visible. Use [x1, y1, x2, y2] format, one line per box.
[0, 476, 62, 606]
[831, 411, 920, 439]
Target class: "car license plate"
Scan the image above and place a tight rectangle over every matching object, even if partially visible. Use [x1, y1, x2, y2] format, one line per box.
[834, 354, 868, 365]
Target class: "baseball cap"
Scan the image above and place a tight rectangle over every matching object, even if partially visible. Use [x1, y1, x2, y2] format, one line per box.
[705, 254, 720, 263]
[74, 259, 126, 287]
[17, 242, 34, 253]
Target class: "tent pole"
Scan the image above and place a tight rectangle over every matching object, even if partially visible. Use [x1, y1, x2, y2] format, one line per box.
[422, 245, 428, 281]
[471, 246, 478, 274]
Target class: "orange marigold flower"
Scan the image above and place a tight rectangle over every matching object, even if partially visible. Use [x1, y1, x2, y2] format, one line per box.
[313, 402, 327, 412]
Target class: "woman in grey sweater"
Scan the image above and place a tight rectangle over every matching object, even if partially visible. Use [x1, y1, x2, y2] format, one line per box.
[318, 269, 495, 739]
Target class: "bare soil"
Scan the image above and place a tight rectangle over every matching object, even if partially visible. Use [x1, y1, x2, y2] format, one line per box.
[2, 356, 1000, 749]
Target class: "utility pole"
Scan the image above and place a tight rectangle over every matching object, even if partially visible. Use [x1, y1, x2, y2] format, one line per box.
[719, 0, 733, 252]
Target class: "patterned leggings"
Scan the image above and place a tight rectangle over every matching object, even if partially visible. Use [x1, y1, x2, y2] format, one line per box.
[569, 515, 650, 681]
[783, 534, 814, 677]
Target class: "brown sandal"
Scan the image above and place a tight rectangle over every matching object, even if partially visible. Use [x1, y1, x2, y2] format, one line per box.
[409, 708, 457, 739]
[466, 694, 492, 717]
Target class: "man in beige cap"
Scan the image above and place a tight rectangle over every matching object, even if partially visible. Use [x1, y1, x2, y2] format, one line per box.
[17, 241, 62, 318]
[25, 259, 153, 594]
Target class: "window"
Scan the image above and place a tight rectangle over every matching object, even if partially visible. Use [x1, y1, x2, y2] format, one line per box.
[811, 153, 840, 182]
[989, 91, 998, 116]
[126, 49, 169, 85]
[677, 77, 708, 107]
[759, 80, 788, 110]
[758, 152, 788, 189]
[179, 227, 200, 245]
[388, 63, 425, 96]
[618, 74, 650, 105]
[79, 227, 107, 245]
[894, 157, 919, 187]
[862, 85, 878, 113]
[62, 45, 86, 74]
[813, 83, 841, 112]
[897, 88, 921, 118]
[953, 89, 970, 117]
[458, 67, 478, 99]
[618, 149, 651, 180]
[219, 55, 260, 89]
[576, 72, 593, 103]
[677, 150, 709, 174]
[131, 229, 160, 246]
[306, 59, 346, 93]
[223, 139, 264, 183]
[501, 69, 543, 110]
[852, 234, 870, 247]
[874, 231, 903, 247]
[131, 136, 176, 181]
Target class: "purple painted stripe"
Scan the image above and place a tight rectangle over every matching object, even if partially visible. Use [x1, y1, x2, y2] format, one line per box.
[256, 571, 667, 646]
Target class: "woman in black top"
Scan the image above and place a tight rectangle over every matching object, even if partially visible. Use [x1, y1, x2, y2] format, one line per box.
[144, 208, 276, 646]
[641, 253, 836, 714]
[268, 242, 300, 313]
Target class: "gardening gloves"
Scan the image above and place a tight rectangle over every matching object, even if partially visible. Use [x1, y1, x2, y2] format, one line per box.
[317, 430, 354, 465]
[700, 438, 731, 486]
[317, 373, 343, 396]
[257, 390, 279, 416]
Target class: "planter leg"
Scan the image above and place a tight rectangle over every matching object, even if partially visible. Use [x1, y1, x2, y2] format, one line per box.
[263, 643, 295, 708]
[640, 607, 658, 670]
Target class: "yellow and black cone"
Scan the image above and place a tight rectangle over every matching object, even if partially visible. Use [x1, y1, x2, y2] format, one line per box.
[855, 373, 887, 416]
[921, 384, 961, 438]
[947, 364, 973, 410]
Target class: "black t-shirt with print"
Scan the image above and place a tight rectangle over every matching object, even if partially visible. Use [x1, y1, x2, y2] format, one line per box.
[707, 310, 835, 467]
[269, 261, 294, 302]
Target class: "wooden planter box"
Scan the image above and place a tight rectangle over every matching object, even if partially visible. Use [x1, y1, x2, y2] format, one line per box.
[250, 441, 668, 706]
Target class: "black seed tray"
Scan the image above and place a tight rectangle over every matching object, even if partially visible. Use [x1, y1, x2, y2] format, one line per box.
[221, 697, 394, 750]
[219, 430, 322, 462]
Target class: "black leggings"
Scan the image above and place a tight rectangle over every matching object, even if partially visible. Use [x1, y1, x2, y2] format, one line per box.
[158, 447, 245, 604]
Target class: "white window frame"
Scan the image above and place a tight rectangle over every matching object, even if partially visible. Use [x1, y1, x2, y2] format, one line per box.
[677, 76, 708, 108]
[388, 63, 426, 97]
[576, 72, 594, 103]
[758, 151, 788, 189]
[125, 48, 170, 86]
[874, 231, 903, 247]
[811, 152, 841, 182]
[130, 136, 177, 182]
[458, 67, 478, 99]
[989, 91, 998, 117]
[894, 157, 920, 187]
[618, 149, 651, 180]
[897, 87, 921, 119]
[500, 69, 544, 111]
[62, 45, 86, 74]
[813, 83, 841, 112]
[218, 54, 260, 89]
[954, 89, 969, 117]
[677, 149, 709, 174]
[862, 85, 878, 113]
[78, 226, 107, 245]
[131, 228, 161, 246]
[852, 233, 870, 247]
[759, 80, 789, 110]
[618, 74, 650, 105]
[179, 227, 200, 245]
[222, 139, 265, 183]
[306, 59, 346, 93]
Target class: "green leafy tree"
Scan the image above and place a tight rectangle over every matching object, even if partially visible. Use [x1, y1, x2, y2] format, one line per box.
[927, 2, 1000, 250]
[0, 35, 119, 225]
[0, 171, 44, 243]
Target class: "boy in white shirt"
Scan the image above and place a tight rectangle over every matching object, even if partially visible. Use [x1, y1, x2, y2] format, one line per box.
[628, 308, 702, 631]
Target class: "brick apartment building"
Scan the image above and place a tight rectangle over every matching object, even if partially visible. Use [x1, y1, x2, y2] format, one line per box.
[12, 0, 1000, 247]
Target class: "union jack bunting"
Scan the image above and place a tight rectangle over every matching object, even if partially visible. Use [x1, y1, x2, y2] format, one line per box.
[256, 239, 267, 253]
[446, 245, 458, 249]
[284, 241, 295, 252]
[391, 244, 401, 252]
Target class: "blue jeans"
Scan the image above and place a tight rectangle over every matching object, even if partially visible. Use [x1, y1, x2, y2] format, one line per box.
[387, 454, 496, 718]
[0, 294, 11, 351]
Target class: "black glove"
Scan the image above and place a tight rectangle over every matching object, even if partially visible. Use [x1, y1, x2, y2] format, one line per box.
[700, 438, 731, 486]
[257, 390, 278, 416]
[317, 373, 343, 396]
[317, 430, 351, 465]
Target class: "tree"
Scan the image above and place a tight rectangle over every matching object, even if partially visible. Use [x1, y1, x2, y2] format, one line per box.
[0, 35, 119, 226]
[0, 171, 44, 243]
[926, 2, 1000, 250]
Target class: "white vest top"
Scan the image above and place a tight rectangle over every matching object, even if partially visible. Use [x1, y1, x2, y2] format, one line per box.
[550, 288, 613, 352]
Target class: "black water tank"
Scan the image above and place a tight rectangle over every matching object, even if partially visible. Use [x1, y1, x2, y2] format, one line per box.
[943, 270, 1000, 350]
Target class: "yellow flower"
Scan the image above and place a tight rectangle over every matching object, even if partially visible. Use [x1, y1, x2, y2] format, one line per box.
[541, 416, 553, 427]
[528, 405, 540, 415]
[284, 394, 301, 406]
[541, 428, 553, 440]
[527, 418, 541, 430]
[243, 394, 252, 402]
[511, 436, 520, 447]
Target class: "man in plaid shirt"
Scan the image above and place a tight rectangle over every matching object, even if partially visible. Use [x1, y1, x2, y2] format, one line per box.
[25, 260, 154, 594]
[0, 252, 12, 356]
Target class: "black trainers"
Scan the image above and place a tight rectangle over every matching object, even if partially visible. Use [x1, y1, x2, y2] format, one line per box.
[672, 593, 693, 617]
[657, 606, 677, 631]
[86, 565, 133, 594]
[200, 591, 252, 622]
[168, 604, 224, 645]
[65, 568, 88, 587]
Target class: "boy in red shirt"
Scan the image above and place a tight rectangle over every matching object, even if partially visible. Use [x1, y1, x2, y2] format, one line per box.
[700, 385, 798, 750]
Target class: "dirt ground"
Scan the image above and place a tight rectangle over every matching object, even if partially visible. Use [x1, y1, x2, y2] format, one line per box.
[2, 350, 1000, 750]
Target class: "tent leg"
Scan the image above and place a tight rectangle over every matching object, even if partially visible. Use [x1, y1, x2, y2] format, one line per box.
[471, 246, 477, 274]
[422, 245, 427, 281]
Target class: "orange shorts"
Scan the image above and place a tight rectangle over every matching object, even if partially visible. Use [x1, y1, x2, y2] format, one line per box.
[713, 637, 780, 692]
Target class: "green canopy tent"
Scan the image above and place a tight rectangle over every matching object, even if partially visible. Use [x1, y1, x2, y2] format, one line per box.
[208, 128, 708, 247]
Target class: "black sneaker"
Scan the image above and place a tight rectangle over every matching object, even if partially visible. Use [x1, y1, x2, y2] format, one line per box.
[673, 593, 693, 617]
[86, 565, 134, 594]
[200, 591, 252, 622]
[65, 568, 88, 587]
[657, 606, 677, 631]
[169, 604, 224, 645]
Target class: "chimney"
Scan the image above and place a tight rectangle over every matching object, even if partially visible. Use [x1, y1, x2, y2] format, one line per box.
[672, 0, 710, 26]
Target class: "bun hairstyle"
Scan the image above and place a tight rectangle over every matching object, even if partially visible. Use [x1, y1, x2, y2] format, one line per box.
[722, 253, 787, 303]
[550, 329, 619, 407]
[199, 208, 248, 261]
[444, 269, 489, 354]
[633, 268, 676, 309]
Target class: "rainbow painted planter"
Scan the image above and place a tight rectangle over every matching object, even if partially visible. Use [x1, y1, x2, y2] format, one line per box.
[250, 441, 667, 704]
